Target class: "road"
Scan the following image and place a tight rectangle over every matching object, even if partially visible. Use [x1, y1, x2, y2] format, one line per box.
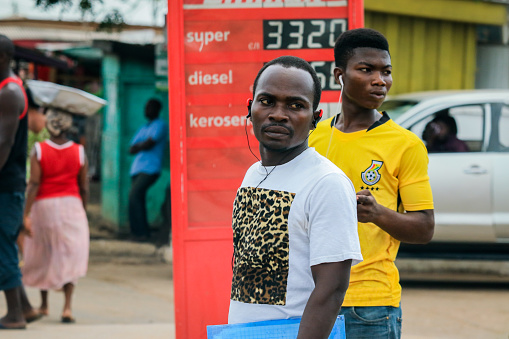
[401, 278, 509, 338]
[1, 240, 509, 338]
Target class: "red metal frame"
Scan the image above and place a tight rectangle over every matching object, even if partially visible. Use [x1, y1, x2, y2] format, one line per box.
[167, 1, 187, 338]
[168, 2, 364, 338]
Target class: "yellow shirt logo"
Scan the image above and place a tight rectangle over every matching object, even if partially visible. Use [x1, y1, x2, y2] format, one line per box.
[361, 160, 383, 185]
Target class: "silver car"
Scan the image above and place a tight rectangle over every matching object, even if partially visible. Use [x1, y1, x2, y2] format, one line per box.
[380, 90, 509, 244]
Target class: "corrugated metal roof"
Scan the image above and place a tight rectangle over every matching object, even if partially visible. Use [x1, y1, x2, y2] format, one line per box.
[14, 44, 70, 69]
[0, 25, 164, 44]
[0, 18, 164, 45]
[365, 0, 507, 25]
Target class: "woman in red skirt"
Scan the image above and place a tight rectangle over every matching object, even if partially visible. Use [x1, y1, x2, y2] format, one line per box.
[22, 108, 89, 324]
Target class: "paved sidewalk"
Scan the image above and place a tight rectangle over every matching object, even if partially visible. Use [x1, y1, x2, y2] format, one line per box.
[1, 238, 175, 339]
[3, 233, 507, 338]
[1, 323, 175, 339]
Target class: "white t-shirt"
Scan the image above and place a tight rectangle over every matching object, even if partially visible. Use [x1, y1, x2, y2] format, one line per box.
[228, 148, 362, 324]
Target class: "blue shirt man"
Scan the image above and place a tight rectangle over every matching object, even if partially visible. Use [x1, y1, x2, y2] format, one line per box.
[128, 98, 168, 241]
[130, 118, 168, 176]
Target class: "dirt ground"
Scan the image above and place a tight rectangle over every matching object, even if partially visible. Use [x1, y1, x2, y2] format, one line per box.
[2, 243, 509, 339]
[2, 183, 508, 338]
[401, 278, 509, 338]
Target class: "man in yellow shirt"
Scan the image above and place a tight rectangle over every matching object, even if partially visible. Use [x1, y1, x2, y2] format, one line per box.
[309, 28, 435, 338]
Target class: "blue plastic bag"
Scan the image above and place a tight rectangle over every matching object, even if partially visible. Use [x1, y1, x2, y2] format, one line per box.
[207, 315, 345, 339]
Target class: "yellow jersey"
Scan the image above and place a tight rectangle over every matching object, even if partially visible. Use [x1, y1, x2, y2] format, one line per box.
[309, 113, 434, 307]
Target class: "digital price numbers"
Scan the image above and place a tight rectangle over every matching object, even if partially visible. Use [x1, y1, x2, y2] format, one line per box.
[263, 19, 347, 91]
[264, 19, 347, 50]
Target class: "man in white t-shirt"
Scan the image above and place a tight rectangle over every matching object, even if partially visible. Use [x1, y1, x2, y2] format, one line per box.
[228, 56, 362, 338]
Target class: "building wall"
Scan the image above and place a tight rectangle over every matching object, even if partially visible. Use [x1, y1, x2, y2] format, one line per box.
[476, 45, 509, 89]
[363, 0, 508, 94]
[101, 54, 122, 226]
[101, 53, 170, 231]
[365, 11, 477, 94]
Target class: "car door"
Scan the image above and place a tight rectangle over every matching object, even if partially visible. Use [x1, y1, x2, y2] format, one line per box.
[405, 103, 496, 243]
[489, 103, 509, 242]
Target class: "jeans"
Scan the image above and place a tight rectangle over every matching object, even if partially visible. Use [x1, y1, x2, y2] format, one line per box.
[0, 191, 24, 291]
[340, 305, 402, 339]
[128, 173, 159, 237]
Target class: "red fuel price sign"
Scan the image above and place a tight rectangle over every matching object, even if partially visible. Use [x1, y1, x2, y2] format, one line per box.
[167, 1, 364, 338]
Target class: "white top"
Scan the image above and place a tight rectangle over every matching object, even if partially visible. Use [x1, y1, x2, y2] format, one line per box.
[228, 148, 362, 324]
[35, 140, 85, 166]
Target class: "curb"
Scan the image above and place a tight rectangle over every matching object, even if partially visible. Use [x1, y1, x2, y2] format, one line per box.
[89, 239, 509, 278]
[396, 258, 509, 279]
[89, 239, 172, 264]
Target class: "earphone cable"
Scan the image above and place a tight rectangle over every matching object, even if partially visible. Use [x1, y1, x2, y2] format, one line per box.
[235, 118, 316, 270]
[325, 86, 343, 158]
[245, 121, 269, 179]
[244, 118, 316, 189]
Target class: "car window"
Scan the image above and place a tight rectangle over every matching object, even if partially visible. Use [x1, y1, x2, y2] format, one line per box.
[499, 105, 509, 150]
[379, 100, 419, 122]
[409, 104, 485, 153]
[449, 106, 484, 151]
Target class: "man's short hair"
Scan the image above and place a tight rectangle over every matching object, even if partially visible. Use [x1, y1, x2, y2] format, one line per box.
[0, 34, 15, 60]
[334, 28, 390, 69]
[433, 110, 458, 136]
[252, 56, 322, 111]
[146, 98, 162, 115]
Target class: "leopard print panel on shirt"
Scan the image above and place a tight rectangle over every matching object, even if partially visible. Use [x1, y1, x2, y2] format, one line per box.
[231, 186, 295, 306]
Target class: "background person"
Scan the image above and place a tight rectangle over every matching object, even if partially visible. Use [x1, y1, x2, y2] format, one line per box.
[0, 34, 40, 330]
[422, 110, 469, 153]
[22, 108, 89, 324]
[128, 98, 168, 242]
[26, 87, 47, 136]
[309, 28, 435, 338]
[17, 87, 48, 256]
[228, 56, 362, 338]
